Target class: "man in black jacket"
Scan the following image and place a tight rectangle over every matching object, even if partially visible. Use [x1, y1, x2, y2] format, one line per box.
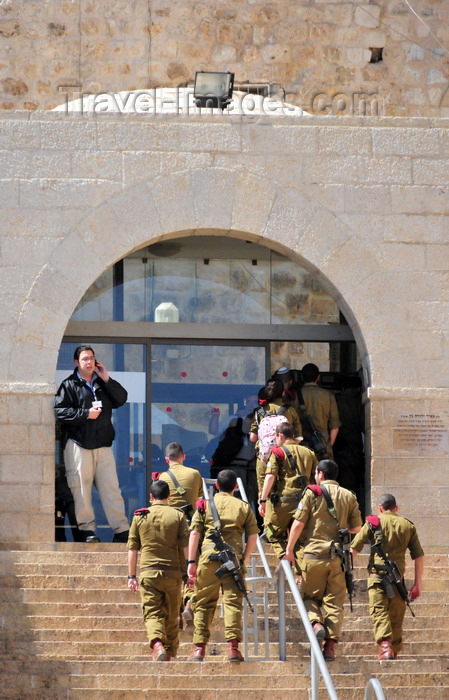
[54, 345, 129, 543]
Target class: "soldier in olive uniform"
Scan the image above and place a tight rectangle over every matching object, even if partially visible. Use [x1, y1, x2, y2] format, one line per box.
[158, 441, 204, 628]
[249, 379, 302, 498]
[187, 469, 259, 662]
[351, 493, 424, 660]
[159, 442, 204, 514]
[127, 480, 189, 661]
[285, 459, 362, 661]
[258, 422, 317, 572]
[300, 363, 341, 459]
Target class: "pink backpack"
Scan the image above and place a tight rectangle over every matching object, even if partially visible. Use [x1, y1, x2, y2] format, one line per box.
[256, 406, 290, 462]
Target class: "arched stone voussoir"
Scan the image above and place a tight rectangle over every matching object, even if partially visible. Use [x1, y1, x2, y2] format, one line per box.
[190, 167, 238, 231]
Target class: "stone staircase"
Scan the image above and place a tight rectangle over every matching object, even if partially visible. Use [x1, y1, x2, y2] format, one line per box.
[0, 545, 448, 700]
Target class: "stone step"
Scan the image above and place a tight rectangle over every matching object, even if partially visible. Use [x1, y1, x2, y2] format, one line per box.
[6, 638, 448, 659]
[3, 607, 445, 632]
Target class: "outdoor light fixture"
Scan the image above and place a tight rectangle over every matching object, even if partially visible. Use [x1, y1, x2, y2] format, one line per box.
[193, 71, 234, 110]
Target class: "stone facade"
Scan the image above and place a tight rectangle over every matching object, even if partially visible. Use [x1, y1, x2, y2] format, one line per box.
[0, 0, 449, 116]
[0, 110, 448, 550]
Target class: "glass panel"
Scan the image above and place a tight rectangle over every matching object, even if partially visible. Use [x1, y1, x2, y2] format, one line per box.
[150, 343, 266, 478]
[70, 268, 114, 321]
[55, 342, 146, 541]
[270, 340, 359, 377]
[69, 237, 341, 325]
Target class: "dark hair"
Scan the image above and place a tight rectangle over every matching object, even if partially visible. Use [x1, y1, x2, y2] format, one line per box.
[264, 379, 284, 402]
[150, 480, 170, 500]
[275, 422, 294, 439]
[217, 469, 237, 492]
[74, 345, 95, 362]
[317, 459, 338, 480]
[378, 493, 397, 511]
[301, 363, 320, 383]
[165, 442, 184, 461]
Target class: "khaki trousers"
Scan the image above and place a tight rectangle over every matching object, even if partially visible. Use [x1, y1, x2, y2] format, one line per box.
[301, 557, 346, 641]
[367, 577, 406, 653]
[191, 558, 243, 644]
[264, 499, 304, 573]
[139, 573, 182, 656]
[64, 439, 129, 533]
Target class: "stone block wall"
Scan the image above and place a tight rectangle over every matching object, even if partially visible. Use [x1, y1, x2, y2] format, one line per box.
[0, 0, 449, 116]
[0, 110, 448, 550]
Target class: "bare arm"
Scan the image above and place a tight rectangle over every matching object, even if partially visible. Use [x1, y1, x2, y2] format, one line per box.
[409, 555, 424, 601]
[243, 533, 258, 568]
[284, 519, 305, 563]
[329, 427, 339, 446]
[187, 529, 201, 582]
[127, 549, 139, 592]
[258, 473, 276, 518]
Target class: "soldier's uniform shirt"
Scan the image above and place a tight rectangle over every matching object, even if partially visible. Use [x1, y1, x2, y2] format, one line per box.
[263, 440, 317, 565]
[158, 461, 204, 510]
[127, 503, 189, 656]
[190, 491, 259, 644]
[249, 399, 302, 496]
[351, 512, 424, 653]
[293, 480, 362, 641]
[300, 383, 341, 457]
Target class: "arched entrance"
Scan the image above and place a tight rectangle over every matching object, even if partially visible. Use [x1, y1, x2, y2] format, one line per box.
[55, 233, 364, 540]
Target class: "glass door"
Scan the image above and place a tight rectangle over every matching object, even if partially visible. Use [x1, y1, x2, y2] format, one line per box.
[150, 342, 267, 478]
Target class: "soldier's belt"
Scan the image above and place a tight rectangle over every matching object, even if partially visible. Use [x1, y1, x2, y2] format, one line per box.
[278, 494, 302, 503]
[303, 551, 336, 561]
[139, 565, 180, 573]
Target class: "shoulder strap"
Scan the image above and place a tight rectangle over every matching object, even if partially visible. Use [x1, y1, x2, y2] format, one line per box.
[282, 445, 308, 490]
[256, 406, 268, 421]
[208, 494, 222, 531]
[366, 514, 383, 544]
[320, 484, 340, 527]
[166, 469, 187, 501]
[277, 405, 288, 415]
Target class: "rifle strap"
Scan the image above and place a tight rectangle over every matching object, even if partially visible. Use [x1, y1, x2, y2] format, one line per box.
[208, 494, 223, 532]
[366, 515, 383, 546]
[296, 388, 324, 439]
[166, 469, 188, 503]
[280, 446, 308, 491]
[319, 484, 341, 528]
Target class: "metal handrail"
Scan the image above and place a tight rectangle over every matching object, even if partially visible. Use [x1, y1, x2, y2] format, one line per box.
[364, 678, 387, 700]
[278, 559, 339, 700]
[200, 478, 387, 698]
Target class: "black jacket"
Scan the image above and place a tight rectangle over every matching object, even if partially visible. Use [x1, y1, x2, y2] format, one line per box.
[54, 370, 128, 450]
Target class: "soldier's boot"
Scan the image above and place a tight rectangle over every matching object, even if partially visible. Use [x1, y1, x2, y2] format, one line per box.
[228, 639, 244, 662]
[312, 622, 325, 644]
[188, 643, 206, 661]
[182, 600, 194, 629]
[151, 639, 168, 661]
[323, 638, 336, 662]
[378, 639, 394, 661]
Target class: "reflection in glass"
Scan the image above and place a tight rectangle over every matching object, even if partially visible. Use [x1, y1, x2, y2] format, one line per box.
[69, 238, 340, 326]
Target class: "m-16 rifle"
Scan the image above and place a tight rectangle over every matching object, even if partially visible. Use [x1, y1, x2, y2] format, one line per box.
[371, 541, 415, 618]
[337, 527, 354, 612]
[207, 529, 254, 613]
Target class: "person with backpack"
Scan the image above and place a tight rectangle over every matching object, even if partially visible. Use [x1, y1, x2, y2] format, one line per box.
[258, 422, 317, 573]
[249, 379, 302, 499]
[284, 459, 362, 662]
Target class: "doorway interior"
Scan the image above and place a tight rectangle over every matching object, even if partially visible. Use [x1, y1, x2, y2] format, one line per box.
[55, 235, 361, 540]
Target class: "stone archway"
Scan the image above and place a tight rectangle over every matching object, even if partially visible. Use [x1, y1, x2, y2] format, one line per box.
[11, 167, 373, 387]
